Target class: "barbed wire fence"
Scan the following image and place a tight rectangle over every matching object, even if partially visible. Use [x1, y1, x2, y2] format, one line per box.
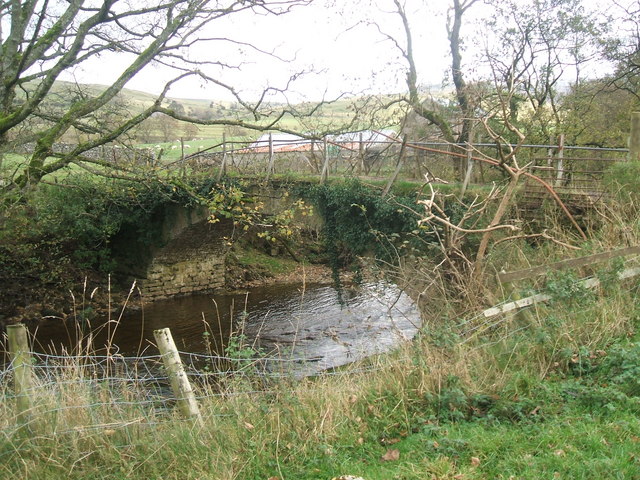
[2, 255, 637, 445]
[0, 322, 399, 444]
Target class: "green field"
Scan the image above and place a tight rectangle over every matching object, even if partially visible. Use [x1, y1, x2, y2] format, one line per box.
[42, 80, 384, 145]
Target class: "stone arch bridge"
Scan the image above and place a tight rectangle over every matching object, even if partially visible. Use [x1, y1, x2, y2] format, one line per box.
[118, 184, 322, 301]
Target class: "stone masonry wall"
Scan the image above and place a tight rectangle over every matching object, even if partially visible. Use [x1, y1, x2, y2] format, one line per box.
[136, 185, 320, 301]
[140, 220, 229, 300]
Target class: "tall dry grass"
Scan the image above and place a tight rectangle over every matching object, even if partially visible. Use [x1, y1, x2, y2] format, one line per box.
[1, 193, 640, 479]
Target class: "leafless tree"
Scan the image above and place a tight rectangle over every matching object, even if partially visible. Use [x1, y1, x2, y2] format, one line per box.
[482, 0, 607, 142]
[0, 0, 316, 190]
[392, 0, 595, 277]
[603, 0, 640, 101]
[391, 0, 476, 143]
[376, 0, 478, 179]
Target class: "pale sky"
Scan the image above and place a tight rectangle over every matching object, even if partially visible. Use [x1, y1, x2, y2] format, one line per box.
[64, 0, 452, 102]
[62, 0, 626, 103]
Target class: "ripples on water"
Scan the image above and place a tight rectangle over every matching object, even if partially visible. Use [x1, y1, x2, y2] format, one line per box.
[12, 282, 422, 375]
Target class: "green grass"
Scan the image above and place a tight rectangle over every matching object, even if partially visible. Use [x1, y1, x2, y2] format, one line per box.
[236, 246, 299, 275]
[259, 412, 640, 479]
[4, 335, 640, 480]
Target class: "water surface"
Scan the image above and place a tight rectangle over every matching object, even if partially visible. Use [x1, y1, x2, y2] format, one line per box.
[11, 281, 421, 375]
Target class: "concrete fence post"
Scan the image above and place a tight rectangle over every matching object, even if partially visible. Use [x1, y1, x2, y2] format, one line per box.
[154, 328, 202, 425]
[7, 324, 35, 426]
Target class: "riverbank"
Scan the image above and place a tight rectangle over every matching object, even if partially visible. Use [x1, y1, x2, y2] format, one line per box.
[2, 239, 640, 479]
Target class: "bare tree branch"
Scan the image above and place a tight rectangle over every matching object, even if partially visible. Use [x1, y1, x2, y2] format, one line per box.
[0, 0, 320, 190]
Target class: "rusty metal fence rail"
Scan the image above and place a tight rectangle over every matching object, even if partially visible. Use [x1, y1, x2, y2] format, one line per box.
[181, 138, 628, 189]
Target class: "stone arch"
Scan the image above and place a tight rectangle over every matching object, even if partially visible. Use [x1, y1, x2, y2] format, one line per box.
[138, 209, 233, 300]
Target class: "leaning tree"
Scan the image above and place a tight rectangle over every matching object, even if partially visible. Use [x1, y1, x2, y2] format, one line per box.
[0, 0, 316, 191]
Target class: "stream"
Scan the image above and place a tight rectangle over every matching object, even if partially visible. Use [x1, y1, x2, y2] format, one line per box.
[10, 281, 422, 376]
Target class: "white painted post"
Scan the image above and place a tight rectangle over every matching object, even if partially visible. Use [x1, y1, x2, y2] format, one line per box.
[7, 324, 35, 426]
[154, 328, 202, 424]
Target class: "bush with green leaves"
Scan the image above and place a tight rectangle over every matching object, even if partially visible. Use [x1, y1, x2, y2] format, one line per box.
[604, 160, 640, 203]
[545, 270, 595, 305]
[299, 179, 432, 275]
[596, 342, 640, 397]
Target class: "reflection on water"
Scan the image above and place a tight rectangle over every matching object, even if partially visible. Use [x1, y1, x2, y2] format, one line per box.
[245, 282, 422, 376]
[8, 281, 422, 375]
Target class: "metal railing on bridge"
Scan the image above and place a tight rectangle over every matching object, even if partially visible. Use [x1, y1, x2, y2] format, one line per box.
[181, 135, 629, 192]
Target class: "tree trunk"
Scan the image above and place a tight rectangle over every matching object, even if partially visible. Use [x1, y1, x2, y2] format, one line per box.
[475, 170, 521, 269]
[449, 0, 477, 179]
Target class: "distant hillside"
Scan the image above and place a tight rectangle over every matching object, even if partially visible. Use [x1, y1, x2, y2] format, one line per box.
[45, 80, 234, 114]
[18, 80, 432, 142]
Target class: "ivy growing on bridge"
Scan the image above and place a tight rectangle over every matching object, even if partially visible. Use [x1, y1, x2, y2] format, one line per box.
[297, 179, 436, 279]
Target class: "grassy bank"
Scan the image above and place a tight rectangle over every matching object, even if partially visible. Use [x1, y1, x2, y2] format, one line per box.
[2, 236, 640, 479]
[3, 165, 640, 478]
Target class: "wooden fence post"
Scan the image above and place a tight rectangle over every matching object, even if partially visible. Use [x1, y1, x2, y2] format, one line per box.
[154, 328, 203, 425]
[358, 132, 365, 174]
[265, 133, 275, 181]
[320, 137, 330, 184]
[460, 128, 476, 197]
[631, 112, 640, 162]
[7, 324, 35, 425]
[216, 132, 227, 182]
[180, 137, 186, 179]
[383, 135, 408, 197]
[555, 133, 565, 187]
[495, 274, 537, 324]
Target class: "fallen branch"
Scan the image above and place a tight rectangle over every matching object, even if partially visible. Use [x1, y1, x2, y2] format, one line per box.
[418, 206, 519, 234]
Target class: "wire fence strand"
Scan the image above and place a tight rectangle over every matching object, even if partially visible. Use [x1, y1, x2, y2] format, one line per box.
[1, 256, 637, 440]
